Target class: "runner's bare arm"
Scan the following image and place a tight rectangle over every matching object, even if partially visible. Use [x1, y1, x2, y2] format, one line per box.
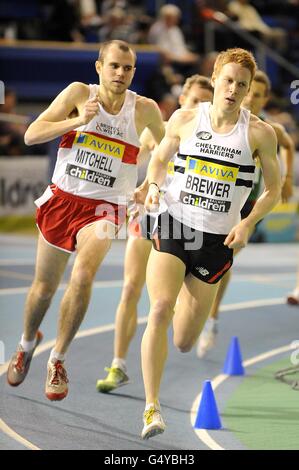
[144, 113, 180, 211]
[24, 82, 97, 145]
[137, 127, 157, 164]
[135, 121, 168, 204]
[224, 121, 281, 249]
[271, 122, 295, 202]
[249, 123, 283, 222]
[134, 128, 157, 204]
[142, 98, 165, 145]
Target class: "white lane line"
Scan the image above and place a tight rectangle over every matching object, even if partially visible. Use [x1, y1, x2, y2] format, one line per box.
[0, 419, 40, 451]
[0, 298, 289, 450]
[0, 259, 123, 267]
[0, 315, 149, 450]
[230, 273, 295, 281]
[0, 269, 34, 281]
[190, 344, 295, 450]
[0, 280, 124, 297]
[220, 297, 284, 311]
[0, 260, 36, 266]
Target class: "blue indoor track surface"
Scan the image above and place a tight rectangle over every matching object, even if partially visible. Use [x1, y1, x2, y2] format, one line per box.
[0, 234, 298, 450]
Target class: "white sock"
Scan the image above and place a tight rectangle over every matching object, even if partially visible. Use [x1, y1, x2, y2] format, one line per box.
[20, 334, 36, 352]
[112, 357, 126, 372]
[205, 318, 218, 329]
[292, 288, 299, 298]
[145, 400, 160, 411]
[49, 348, 65, 363]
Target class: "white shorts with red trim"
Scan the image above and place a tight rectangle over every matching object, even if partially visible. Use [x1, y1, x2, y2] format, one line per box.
[35, 185, 126, 252]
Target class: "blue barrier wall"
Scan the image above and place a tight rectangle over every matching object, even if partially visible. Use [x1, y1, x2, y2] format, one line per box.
[0, 43, 161, 100]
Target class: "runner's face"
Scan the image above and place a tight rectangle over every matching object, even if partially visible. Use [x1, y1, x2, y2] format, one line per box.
[180, 83, 213, 109]
[97, 46, 136, 95]
[242, 80, 268, 116]
[212, 63, 251, 113]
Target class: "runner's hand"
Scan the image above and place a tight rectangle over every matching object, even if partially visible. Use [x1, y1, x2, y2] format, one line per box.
[224, 222, 251, 249]
[134, 181, 149, 205]
[127, 202, 141, 223]
[79, 97, 99, 125]
[281, 177, 293, 203]
[144, 184, 160, 212]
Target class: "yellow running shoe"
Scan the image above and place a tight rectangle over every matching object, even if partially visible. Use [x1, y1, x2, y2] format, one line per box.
[96, 367, 129, 393]
[141, 403, 166, 440]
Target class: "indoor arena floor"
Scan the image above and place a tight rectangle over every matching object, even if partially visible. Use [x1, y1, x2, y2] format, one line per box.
[0, 234, 298, 450]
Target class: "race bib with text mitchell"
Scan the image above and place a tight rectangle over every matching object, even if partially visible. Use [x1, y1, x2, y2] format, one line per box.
[65, 132, 125, 188]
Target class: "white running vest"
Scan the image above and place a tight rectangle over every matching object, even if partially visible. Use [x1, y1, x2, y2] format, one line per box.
[52, 85, 140, 204]
[164, 102, 255, 234]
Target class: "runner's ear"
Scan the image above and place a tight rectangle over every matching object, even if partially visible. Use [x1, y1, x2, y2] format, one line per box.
[210, 74, 216, 89]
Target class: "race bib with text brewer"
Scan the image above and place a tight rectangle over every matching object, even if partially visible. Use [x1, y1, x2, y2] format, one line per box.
[180, 156, 239, 213]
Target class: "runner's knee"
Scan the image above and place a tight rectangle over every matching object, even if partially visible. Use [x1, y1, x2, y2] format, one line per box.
[173, 326, 197, 352]
[71, 266, 95, 290]
[121, 280, 143, 303]
[149, 299, 174, 328]
[174, 338, 193, 353]
[32, 280, 56, 300]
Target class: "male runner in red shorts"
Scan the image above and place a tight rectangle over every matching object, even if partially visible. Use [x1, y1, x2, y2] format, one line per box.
[7, 40, 164, 401]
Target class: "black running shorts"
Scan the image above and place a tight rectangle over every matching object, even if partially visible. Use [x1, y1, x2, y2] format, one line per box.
[140, 213, 156, 240]
[128, 213, 156, 240]
[152, 212, 233, 284]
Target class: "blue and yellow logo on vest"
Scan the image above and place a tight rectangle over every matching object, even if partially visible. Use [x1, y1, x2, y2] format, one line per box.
[186, 157, 238, 182]
[74, 132, 124, 158]
[76, 134, 88, 144]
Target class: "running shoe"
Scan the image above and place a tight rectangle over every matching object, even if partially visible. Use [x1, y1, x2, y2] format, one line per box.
[287, 290, 299, 305]
[141, 402, 165, 440]
[197, 319, 218, 358]
[96, 366, 129, 393]
[45, 359, 69, 401]
[7, 331, 43, 386]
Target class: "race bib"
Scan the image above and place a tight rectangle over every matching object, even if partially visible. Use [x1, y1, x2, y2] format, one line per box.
[65, 131, 125, 188]
[180, 156, 239, 213]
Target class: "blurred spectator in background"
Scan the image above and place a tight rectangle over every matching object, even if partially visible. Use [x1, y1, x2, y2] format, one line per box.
[264, 96, 299, 151]
[197, 0, 232, 16]
[42, 0, 83, 42]
[99, 7, 135, 42]
[158, 93, 178, 120]
[200, 51, 218, 77]
[0, 89, 29, 156]
[228, 0, 288, 52]
[0, 89, 46, 156]
[100, 0, 127, 16]
[195, 1, 241, 52]
[78, 0, 103, 41]
[129, 15, 152, 44]
[148, 4, 200, 77]
[145, 64, 184, 105]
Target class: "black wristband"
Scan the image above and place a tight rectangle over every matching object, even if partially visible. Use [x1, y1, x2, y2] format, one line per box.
[149, 182, 160, 191]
